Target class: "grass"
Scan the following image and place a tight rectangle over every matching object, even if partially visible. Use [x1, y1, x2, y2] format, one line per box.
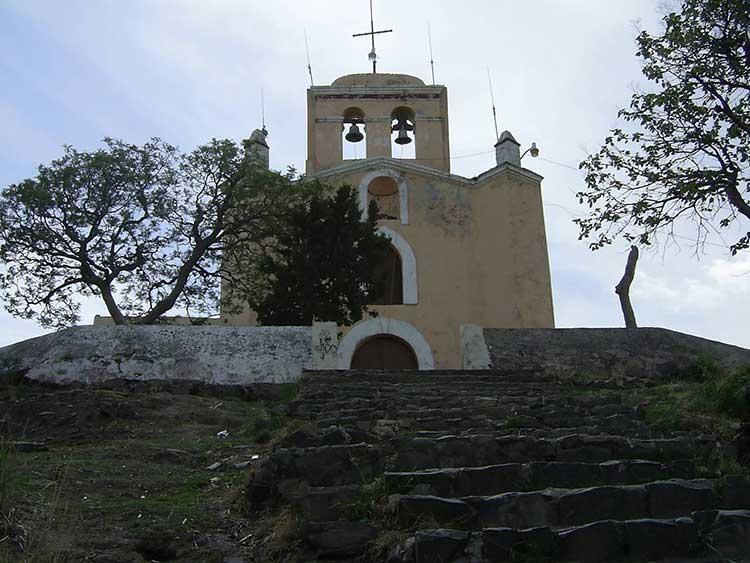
[0, 380, 298, 562]
[631, 360, 750, 438]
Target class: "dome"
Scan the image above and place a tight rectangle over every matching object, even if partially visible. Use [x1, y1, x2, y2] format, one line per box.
[330, 73, 426, 87]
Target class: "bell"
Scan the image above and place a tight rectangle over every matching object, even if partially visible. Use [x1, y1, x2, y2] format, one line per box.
[395, 126, 412, 145]
[345, 123, 364, 143]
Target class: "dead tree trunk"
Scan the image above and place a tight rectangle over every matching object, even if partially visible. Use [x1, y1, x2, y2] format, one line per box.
[615, 245, 639, 328]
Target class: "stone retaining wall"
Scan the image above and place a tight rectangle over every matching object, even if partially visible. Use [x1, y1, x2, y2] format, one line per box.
[483, 327, 750, 380]
[0, 325, 311, 384]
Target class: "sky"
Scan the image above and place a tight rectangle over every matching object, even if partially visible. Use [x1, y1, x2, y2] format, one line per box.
[0, 0, 748, 349]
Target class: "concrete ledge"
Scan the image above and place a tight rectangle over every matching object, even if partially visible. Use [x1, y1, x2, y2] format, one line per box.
[484, 327, 750, 380]
[0, 325, 311, 385]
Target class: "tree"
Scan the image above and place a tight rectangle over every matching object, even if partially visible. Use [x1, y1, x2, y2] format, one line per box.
[576, 0, 750, 255]
[0, 137, 308, 328]
[249, 186, 391, 326]
[615, 246, 640, 328]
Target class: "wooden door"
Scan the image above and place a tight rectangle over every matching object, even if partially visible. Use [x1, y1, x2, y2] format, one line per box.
[350, 335, 418, 370]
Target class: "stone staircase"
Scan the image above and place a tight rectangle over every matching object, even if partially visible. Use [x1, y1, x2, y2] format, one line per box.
[247, 370, 750, 562]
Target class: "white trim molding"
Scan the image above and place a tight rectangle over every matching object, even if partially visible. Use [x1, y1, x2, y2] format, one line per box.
[337, 317, 435, 370]
[377, 226, 418, 305]
[358, 168, 409, 225]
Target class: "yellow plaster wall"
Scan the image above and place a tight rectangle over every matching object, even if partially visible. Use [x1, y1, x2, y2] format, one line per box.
[314, 167, 555, 368]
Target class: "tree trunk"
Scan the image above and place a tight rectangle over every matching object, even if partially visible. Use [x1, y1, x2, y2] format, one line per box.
[615, 245, 639, 329]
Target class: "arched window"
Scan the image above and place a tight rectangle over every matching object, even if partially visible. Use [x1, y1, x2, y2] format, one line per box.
[391, 106, 416, 159]
[371, 244, 403, 305]
[342, 107, 366, 160]
[367, 176, 399, 220]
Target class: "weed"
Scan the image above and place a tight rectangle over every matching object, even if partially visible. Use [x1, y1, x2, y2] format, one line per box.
[673, 355, 723, 383]
[278, 383, 298, 402]
[504, 415, 524, 429]
[346, 477, 393, 523]
[689, 365, 750, 420]
[0, 437, 16, 517]
[644, 401, 690, 432]
[366, 529, 408, 561]
[269, 507, 304, 554]
[694, 448, 750, 479]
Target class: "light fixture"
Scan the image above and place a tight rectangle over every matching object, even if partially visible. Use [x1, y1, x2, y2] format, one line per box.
[521, 142, 540, 160]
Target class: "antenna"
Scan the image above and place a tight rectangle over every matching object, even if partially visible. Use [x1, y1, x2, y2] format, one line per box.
[487, 67, 499, 141]
[261, 88, 266, 132]
[427, 22, 435, 85]
[304, 29, 314, 86]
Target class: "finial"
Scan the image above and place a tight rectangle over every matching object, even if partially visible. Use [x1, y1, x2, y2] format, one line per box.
[353, 0, 393, 73]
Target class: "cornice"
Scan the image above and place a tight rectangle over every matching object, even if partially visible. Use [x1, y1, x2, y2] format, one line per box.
[311, 157, 543, 186]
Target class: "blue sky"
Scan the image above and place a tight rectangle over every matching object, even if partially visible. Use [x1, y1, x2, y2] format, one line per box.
[1, 0, 748, 349]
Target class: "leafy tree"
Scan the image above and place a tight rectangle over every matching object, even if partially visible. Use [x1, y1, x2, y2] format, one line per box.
[0, 137, 308, 327]
[250, 186, 391, 326]
[577, 0, 750, 254]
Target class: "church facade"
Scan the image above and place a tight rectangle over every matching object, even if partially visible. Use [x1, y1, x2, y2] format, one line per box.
[221, 72, 554, 370]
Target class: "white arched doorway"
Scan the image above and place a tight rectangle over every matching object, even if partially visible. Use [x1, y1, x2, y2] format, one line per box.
[337, 317, 435, 370]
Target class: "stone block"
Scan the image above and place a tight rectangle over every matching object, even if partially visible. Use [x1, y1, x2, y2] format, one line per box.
[623, 518, 699, 560]
[721, 476, 750, 510]
[457, 464, 528, 497]
[414, 529, 469, 563]
[398, 496, 476, 528]
[481, 527, 556, 562]
[599, 459, 666, 485]
[558, 485, 648, 526]
[645, 479, 718, 518]
[530, 462, 600, 488]
[305, 521, 379, 557]
[559, 520, 625, 563]
[479, 491, 558, 529]
[702, 509, 750, 558]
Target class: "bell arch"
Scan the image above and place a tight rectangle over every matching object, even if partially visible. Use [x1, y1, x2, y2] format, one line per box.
[391, 106, 416, 159]
[342, 107, 366, 160]
[337, 317, 435, 370]
[358, 169, 409, 225]
[376, 226, 417, 305]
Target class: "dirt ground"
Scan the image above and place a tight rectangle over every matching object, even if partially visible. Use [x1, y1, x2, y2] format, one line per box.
[0, 377, 297, 563]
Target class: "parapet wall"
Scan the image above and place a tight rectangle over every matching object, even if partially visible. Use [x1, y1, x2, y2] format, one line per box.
[0, 326, 311, 385]
[482, 327, 750, 381]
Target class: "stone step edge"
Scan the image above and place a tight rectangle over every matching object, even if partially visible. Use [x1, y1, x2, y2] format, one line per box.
[393, 477, 750, 530]
[394, 510, 750, 563]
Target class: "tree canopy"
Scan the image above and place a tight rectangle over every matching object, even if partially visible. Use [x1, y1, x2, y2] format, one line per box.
[576, 0, 750, 254]
[249, 186, 391, 326]
[0, 137, 308, 327]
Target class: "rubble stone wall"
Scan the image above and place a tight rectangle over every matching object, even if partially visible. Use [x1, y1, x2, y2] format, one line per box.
[484, 327, 750, 380]
[0, 325, 311, 384]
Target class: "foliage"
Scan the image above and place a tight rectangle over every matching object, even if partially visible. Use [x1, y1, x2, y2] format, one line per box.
[250, 186, 391, 326]
[690, 364, 750, 419]
[577, 0, 750, 254]
[0, 137, 309, 327]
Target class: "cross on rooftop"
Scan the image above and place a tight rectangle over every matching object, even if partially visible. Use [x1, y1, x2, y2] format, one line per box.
[352, 0, 392, 73]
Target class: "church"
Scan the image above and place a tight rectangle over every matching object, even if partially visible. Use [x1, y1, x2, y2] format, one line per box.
[220, 70, 555, 370]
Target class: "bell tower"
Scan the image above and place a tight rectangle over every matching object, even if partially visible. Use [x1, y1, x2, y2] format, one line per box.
[305, 73, 450, 174]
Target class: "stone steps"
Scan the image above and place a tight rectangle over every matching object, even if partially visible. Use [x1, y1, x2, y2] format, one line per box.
[392, 433, 715, 470]
[384, 459, 697, 497]
[402, 510, 750, 563]
[396, 478, 733, 530]
[246, 370, 746, 562]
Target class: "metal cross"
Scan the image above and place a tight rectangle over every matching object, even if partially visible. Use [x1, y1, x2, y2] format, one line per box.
[352, 0, 392, 73]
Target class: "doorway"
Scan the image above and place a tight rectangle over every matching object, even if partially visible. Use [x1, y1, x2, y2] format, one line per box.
[350, 335, 418, 370]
